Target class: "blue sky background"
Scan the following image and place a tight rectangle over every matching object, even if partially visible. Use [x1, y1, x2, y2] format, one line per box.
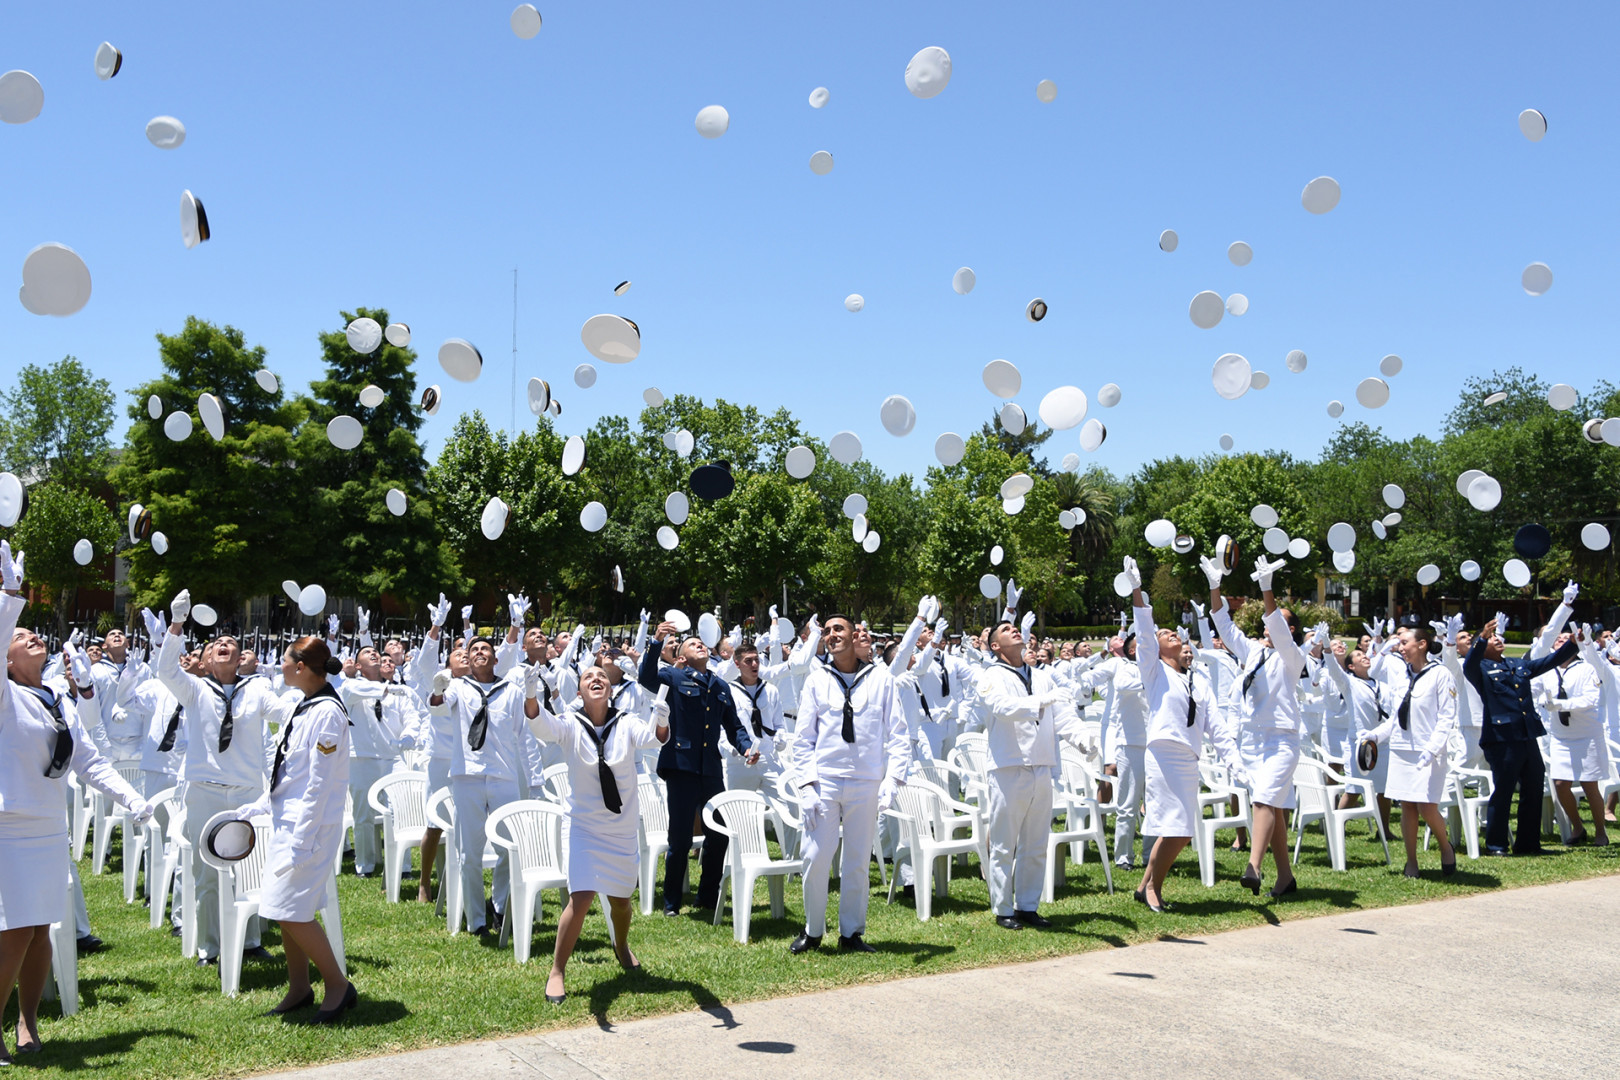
[3, 1, 1615, 481]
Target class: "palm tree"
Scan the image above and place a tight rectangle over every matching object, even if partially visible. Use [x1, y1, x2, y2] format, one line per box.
[1051, 470, 1118, 558]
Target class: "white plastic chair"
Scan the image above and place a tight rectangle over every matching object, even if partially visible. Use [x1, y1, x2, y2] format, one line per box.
[1427, 767, 1492, 860]
[367, 771, 429, 903]
[487, 800, 569, 964]
[703, 790, 806, 942]
[883, 779, 984, 920]
[426, 787, 463, 933]
[1045, 746, 1113, 901]
[1292, 758, 1390, 871]
[134, 785, 178, 907]
[540, 762, 573, 805]
[635, 774, 671, 915]
[93, 762, 147, 880]
[947, 732, 991, 806]
[145, 790, 184, 930]
[196, 812, 271, 997]
[44, 910, 77, 1016]
[68, 775, 92, 861]
[1193, 761, 1251, 887]
[175, 809, 197, 956]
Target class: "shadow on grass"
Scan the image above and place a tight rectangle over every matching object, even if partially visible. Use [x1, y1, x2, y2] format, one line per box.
[25, 1027, 196, 1069]
[586, 968, 722, 1030]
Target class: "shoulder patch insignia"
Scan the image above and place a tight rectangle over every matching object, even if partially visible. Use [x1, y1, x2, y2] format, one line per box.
[316, 741, 339, 755]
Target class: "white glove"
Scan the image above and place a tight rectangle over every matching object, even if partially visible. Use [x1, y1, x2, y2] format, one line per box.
[1251, 556, 1287, 590]
[652, 686, 670, 727]
[639, 608, 651, 626]
[169, 589, 192, 625]
[232, 804, 262, 823]
[1005, 578, 1022, 613]
[1198, 555, 1225, 589]
[1385, 618, 1395, 636]
[460, 604, 473, 627]
[522, 663, 541, 701]
[917, 594, 933, 619]
[1445, 613, 1465, 645]
[1041, 688, 1069, 710]
[1563, 580, 1580, 605]
[1428, 619, 1449, 642]
[934, 616, 949, 639]
[1313, 622, 1331, 647]
[356, 606, 371, 636]
[0, 540, 23, 591]
[128, 798, 154, 827]
[800, 786, 827, 832]
[395, 733, 416, 751]
[431, 669, 452, 696]
[68, 646, 94, 686]
[1191, 600, 1207, 620]
[768, 604, 779, 623]
[429, 593, 451, 628]
[1122, 555, 1141, 591]
[68, 629, 84, 650]
[1020, 611, 1036, 638]
[141, 607, 164, 642]
[508, 592, 530, 627]
[878, 777, 900, 812]
[327, 614, 340, 639]
[1493, 612, 1509, 638]
[1416, 750, 1434, 769]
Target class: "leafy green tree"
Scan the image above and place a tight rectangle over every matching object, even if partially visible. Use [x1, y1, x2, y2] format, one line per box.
[0, 357, 116, 490]
[9, 483, 119, 634]
[112, 318, 307, 613]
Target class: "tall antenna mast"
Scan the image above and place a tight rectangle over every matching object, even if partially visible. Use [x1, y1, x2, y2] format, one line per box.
[510, 268, 519, 435]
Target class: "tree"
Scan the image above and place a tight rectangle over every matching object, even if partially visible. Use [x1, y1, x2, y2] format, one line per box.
[9, 483, 119, 633]
[0, 357, 115, 490]
[979, 410, 1053, 475]
[111, 318, 308, 613]
[292, 308, 461, 606]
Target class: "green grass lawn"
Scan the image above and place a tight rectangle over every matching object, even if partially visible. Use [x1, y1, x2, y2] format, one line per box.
[10, 806, 1618, 1080]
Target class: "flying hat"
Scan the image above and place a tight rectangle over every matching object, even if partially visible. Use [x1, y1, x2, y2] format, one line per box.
[385, 488, 406, 516]
[298, 584, 327, 616]
[1158, 229, 1178, 252]
[439, 339, 482, 382]
[1172, 534, 1196, 554]
[1382, 484, 1405, 509]
[128, 503, 145, 542]
[358, 384, 385, 408]
[1002, 495, 1024, 516]
[580, 315, 640, 363]
[1226, 294, 1249, 317]
[1301, 176, 1340, 214]
[205, 817, 257, 862]
[147, 116, 185, 148]
[1482, 391, 1507, 407]
[1581, 523, 1611, 551]
[180, 190, 209, 248]
[1284, 350, 1308, 374]
[664, 491, 690, 525]
[1249, 370, 1269, 389]
[843, 294, 864, 312]
[694, 105, 729, 138]
[1333, 550, 1355, 573]
[1212, 354, 1250, 400]
[561, 435, 586, 476]
[1357, 740, 1378, 774]
[1467, 474, 1501, 511]
[990, 544, 1004, 566]
[1079, 418, 1106, 452]
[574, 364, 596, 389]
[1380, 354, 1403, 377]
[1522, 263, 1553, 296]
[198, 393, 225, 440]
[282, 581, 301, 602]
[134, 507, 153, 542]
[94, 43, 122, 80]
[510, 3, 542, 38]
[610, 565, 624, 593]
[1097, 383, 1121, 408]
[579, 501, 607, 532]
[1228, 241, 1253, 266]
[904, 46, 951, 98]
[147, 395, 163, 419]
[1036, 79, 1057, 102]
[1518, 108, 1547, 141]
[691, 463, 733, 500]
[785, 445, 815, 479]
[385, 323, 411, 347]
[1060, 452, 1080, 472]
[1250, 504, 1279, 528]
[1582, 419, 1605, 445]
[642, 386, 663, 406]
[1372, 519, 1387, 541]
[1513, 523, 1551, 559]
[1356, 378, 1390, 409]
[527, 377, 551, 415]
[1547, 384, 1577, 411]
[151, 531, 169, 555]
[1263, 528, 1289, 555]
[1219, 434, 1234, 451]
[19, 243, 92, 317]
[809, 86, 829, 108]
[842, 493, 867, 519]
[1144, 519, 1175, 548]
[952, 267, 975, 294]
[698, 612, 721, 649]
[982, 360, 1021, 398]
[0, 71, 43, 125]
[1288, 537, 1310, 559]
[163, 411, 193, 441]
[1416, 564, 1440, 586]
[979, 574, 1000, 599]
[1503, 559, 1531, 588]
[809, 150, 834, 175]
[1025, 298, 1048, 322]
[828, 431, 862, 465]
[1327, 400, 1344, 418]
[254, 369, 278, 393]
[999, 403, 1027, 436]
[880, 395, 916, 436]
[420, 385, 442, 415]
[346, 318, 382, 354]
[326, 415, 363, 451]
[1217, 534, 1240, 573]
[999, 473, 1033, 501]
[72, 539, 93, 565]
[193, 604, 218, 627]
[934, 432, 965, 466]
[481, 497, 510, 541]
[656, 526, 679, 550]
[1327, 523, 1356, 552]
[863, 532, 881, 553]
[1459, 560, 1481, 581]
[665, 609, 691, 633]
[1038, 387, 1087, 431]
[852, 513, 868, 543]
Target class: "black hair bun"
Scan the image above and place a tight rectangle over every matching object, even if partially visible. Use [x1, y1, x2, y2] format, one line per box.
[325, 656, 344, 675]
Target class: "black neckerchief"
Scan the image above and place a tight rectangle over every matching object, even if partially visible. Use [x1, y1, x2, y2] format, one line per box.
[273, 684, 347, 791]
[731, 679, 771, 737]
[1397, 663, 1439, 730]
[200, 675, 242, 752]
[1554, 665, 1570, 725]
[18, 684, 73, 778]
[996, 662, 1038, 724]
[1183, 668, 1198, 727]
[1242, 648, 1271, 697]
[157, 698, 184, 751]
[575, 707, 623, 813]
[936, 654, 951, 697]
[460, 676, 510, 751]
[827, 662, 874, 742]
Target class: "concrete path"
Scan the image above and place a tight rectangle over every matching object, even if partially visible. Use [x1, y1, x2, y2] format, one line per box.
[258, 877, 1618, 1080]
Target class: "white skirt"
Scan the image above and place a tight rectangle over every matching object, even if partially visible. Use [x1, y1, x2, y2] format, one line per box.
[562, 819, 638, 898]
[1384, 747, 1446, 804]
[1322, 726, 1349, 764]
[0, 833, 69, 930]
[1241, 730, 1300, 810]
[260, 823, 341, 922]
[1550, 735, 1611, 783]
[1144, 742, 1201, 838]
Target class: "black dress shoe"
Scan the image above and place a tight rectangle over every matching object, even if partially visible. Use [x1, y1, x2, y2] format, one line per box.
[662, 902, 680, 917]
[838, 933, 877, 952]
[169, 926, 182, 938]
[262, 989, 314, 1016]
[307, 982, 358, 1025]
[788, 931, 822, 954]
[1483, 846, 1510, 857]
[995, 915, 1024, 931]
[1239, 866, 1262, 895]
[243, 945, 274, 961]
[196, 956, 219, 967]
[1441, 859, 1457, 877]
[355, 870, 374, 879]
[76, 934, 104, 954]
[1269, 877, 1298, 899]
[545, 992, 566, 1005]
[1014, 910, 1052, 928]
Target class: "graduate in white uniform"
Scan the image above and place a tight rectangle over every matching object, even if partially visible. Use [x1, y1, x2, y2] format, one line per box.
[232, 636, 357, 1022]
[1073, 631, 1150, 867]
[724, 642, 784, 793]
[1358, 625, 1459, 877]
[1436, 616, 1486, 770]
[338, 646, 420, 877]
[158, 589, 284, 965]
[1205, 551, 1306, 900]
[413, 596, 456, 902]
[789, 614, 909, 954]
[88, 628, 147, 762]
[1126, 568, 1240, 912]
[427, 634, 545, 935]
[1547, 626, 1609, 846]
[0, 546, 151, 1063]
[976, 615, 1084, 929]
[1321, 640, 1389, 830]
[522, 664, 669, 1004]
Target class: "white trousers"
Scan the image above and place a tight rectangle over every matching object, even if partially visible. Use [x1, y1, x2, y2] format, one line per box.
[348, 757, 394, 873]
[1111, 745, 1149, 867]
[800, 776, 880, 939]
[184, 782, 263, 958]
[985, 765, 1054, 917]
[452, 775, 518, 931]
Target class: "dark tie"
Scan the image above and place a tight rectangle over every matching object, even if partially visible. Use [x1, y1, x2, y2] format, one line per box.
[218, 692, 235, 752]
[577, 712, 623, 813]
[374, 698, 384, 724]
[23, 687, 74, 779]
[468, 688, 491, 751]
[938, 657, 950, 697]
[1555, 668, 1569, 725]
[1243, 649, 1272, 696]
[157, 701, 183, 751]
[1185, 672, 1198, 727]
[1398, 665, 1435, 729]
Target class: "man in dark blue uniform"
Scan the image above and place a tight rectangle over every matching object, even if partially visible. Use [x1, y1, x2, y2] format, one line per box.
[639, 621, 757, 914]
[1462, 616, 1578, 855]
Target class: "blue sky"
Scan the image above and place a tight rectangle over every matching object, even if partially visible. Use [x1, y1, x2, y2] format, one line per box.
[3, 2, 1615, 481]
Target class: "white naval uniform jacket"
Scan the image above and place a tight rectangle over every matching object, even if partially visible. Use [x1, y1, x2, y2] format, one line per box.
[239, 686, 352, 854]
[433, 676, 544, 784]
[1369, 660, 1458, 756]
[1213, 603, 1307, 737]
[340, 678, 425, 760]
[157, 632, 283, 790]
[792, 660, 909, 789]
[976, 661, 1083, 771]
[1134, 606, 1239, 765]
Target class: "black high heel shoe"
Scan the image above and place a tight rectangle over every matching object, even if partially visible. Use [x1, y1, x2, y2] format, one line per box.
[306, 982, 357, 1025]
[263, 989, 314, 1017]
[1239, 865, 1263, 895]
[1269, 877, 1298, 899]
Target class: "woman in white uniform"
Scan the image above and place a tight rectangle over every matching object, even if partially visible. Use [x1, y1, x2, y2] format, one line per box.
[0, 545, 150, 1062]
[1549, 629, 1609, 846]
[233, 636, 356, 1022]
[1126, 568, 1240, 912]
[1359, 626, 1457, 878]
[522, 664, 668, 1004]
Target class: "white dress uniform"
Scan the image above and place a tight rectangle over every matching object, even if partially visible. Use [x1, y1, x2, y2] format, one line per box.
[1538, 660, 1608, 782]
[237, 685, 352, 921]
[157, 631, 285, 960]
[339, 678, 421, 875]
[792, 660, 909, 940]
[724, 676, 784, 792]
[976, 660, 1083, 917]
[90, 654, 147, 761]
[1580, 641, 1620, 747]
[1074, 654, 1149, 866]
[1134, 606, 1239, 838]
[432, 674, 545, 932]
[524, 703, 664, 896]
[1368, 659, 1458, 804]
[1214, 603, 1307, 810]
[1321, 654, 1390, 792]
[130, 677, 185, 797]
[914, 651, 965, 759]
[0, 598, 148, 931]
